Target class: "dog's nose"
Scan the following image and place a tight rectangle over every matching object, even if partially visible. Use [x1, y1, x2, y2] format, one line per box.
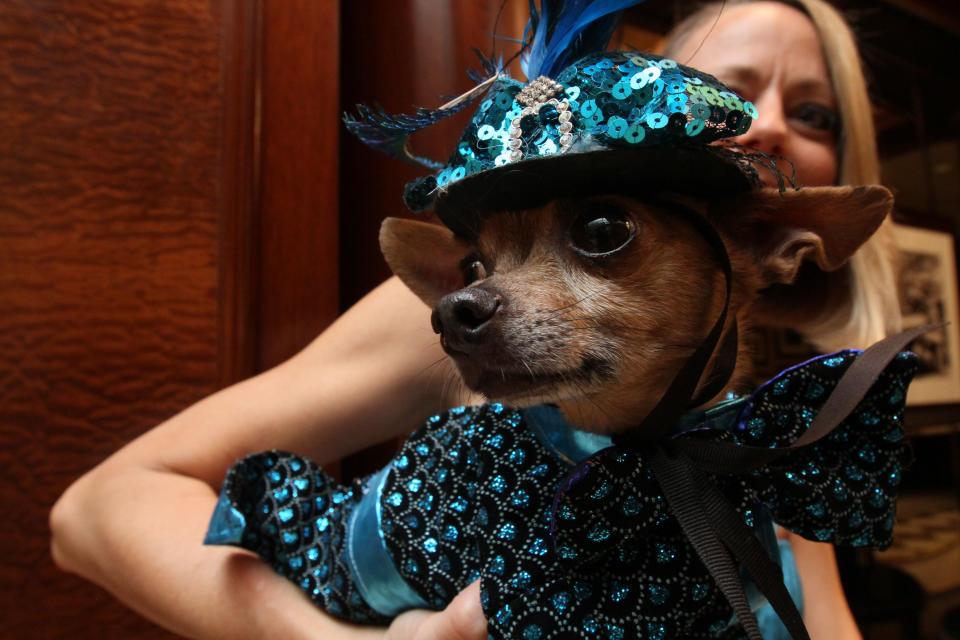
[432, 288, 502, 352]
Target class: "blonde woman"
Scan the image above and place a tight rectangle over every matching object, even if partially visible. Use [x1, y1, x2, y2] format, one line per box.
[664, 0, 900, 359]
[51, 2, 897, 638]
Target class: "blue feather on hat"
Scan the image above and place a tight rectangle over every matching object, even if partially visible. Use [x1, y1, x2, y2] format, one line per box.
[522, 0, 647, 80]
[344, 0, 646, 169]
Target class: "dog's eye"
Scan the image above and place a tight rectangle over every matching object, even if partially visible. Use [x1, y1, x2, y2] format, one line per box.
[460, 253, 487, 285]
[569, 205, 636, 257]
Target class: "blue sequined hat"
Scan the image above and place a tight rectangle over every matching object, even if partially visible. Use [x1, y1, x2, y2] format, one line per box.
[345, 2, 760, 237]
[430, 51, 760, 235]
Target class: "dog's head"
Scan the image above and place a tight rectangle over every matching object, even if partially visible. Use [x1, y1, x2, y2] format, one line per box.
[382, 186, 891, 433]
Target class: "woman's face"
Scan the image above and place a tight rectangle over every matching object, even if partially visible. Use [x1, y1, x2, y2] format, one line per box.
[668, 2, 839, 187]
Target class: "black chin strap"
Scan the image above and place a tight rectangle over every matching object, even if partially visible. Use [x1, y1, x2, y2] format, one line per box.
[613, 200, 738, 450]
[689, 323, 739, 408]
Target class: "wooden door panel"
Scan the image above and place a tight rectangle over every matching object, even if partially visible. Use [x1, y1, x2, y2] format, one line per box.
[1, 1, 228, 636]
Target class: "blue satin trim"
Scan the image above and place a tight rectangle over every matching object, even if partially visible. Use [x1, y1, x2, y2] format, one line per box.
[523, 405, 613, 464]
[345, 466, 429, 616]
[204, 491, 247, 545]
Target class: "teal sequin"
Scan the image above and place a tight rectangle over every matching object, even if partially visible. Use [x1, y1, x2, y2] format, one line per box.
[691, 583, 709, 601]
[510, 571, 532, 589]
[747, 417, 766, 438]
[647, 622, 668, 640]
[522, 625, 542, 640]
[611, 580, 631, 603]
[655, 543, 676, 564]
[528, 537, 548, 556]
[587, 522, 611, 542]
[552, 591, 571, 613]
[622, 495, 642, 516]
[497, 522, 517, 540]
[512, 490, 530, 508]
[648, 584, 669, 606]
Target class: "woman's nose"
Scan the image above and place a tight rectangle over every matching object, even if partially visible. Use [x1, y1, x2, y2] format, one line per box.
[733, 91, 788, 156]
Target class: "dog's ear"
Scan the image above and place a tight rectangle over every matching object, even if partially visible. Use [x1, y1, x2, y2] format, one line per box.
[719, 185, 892, 286]
[380, 217, 469, 307]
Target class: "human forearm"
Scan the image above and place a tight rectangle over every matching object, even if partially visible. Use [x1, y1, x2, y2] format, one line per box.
[50, 276, 485, 638]
[51, 466, 383, 640]
[788, 533, 862, 640]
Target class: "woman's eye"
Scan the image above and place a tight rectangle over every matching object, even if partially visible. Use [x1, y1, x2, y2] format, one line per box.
[791, 103, 838, 135]
[460, 254, 487, 285]
[569, 205, 636, 257]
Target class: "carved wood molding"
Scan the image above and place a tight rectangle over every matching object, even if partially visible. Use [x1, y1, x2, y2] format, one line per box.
[218, 0, 262, 387]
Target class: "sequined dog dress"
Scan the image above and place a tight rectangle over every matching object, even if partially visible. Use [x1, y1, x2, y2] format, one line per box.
[206, 349, 916, 639]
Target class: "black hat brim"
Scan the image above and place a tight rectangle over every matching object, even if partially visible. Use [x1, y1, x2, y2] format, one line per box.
[433, 145, 755, 238]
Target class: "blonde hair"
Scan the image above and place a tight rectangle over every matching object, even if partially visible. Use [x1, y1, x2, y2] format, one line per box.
[665, 0, 902, 351]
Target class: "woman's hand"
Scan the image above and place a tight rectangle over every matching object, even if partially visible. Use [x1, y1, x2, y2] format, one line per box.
[386, 581, 486, 640]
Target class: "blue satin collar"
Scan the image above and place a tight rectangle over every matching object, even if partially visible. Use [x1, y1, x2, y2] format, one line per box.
[522, 397, 748, 464]
[522, 405, 613, 464]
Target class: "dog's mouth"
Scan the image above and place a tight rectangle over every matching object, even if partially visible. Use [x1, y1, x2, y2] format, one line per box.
[454, 356, 615, 404]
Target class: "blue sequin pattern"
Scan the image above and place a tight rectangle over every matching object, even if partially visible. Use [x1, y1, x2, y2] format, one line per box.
[404, 51, 756, 212]
[210, 453, 385, 623]
[208, 350, 917, 638]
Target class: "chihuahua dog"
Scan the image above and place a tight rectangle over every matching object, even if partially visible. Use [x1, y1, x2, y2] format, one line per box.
[210, 183, 916, 639]
[381, 185, 891, 431]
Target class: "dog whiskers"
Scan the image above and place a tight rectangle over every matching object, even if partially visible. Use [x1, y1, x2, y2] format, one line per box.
[543, 293, 597, 320]
[549, 311, 639, 323]
[520, 358, 537, 380]
[417, 354, 453, 377]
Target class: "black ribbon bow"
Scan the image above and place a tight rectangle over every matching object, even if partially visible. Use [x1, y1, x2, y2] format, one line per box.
[553, 325, 929, 640]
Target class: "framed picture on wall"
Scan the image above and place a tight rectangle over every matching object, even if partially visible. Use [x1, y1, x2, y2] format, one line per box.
[892, 215, 960, 406]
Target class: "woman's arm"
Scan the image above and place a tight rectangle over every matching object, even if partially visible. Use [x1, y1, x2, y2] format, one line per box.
[50, 276, 482, 639]
[788, 533, 862, 640]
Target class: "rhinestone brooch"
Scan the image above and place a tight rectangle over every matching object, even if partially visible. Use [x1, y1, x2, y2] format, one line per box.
[508, 76, 574, 162]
